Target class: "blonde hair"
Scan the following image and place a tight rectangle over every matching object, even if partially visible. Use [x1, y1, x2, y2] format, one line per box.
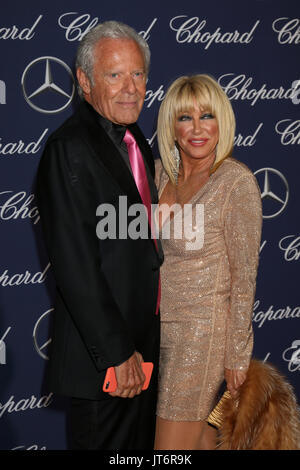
[157, 74, 236, 184]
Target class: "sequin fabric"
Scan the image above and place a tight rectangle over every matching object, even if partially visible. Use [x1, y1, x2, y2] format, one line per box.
[155, 157, 262, 421]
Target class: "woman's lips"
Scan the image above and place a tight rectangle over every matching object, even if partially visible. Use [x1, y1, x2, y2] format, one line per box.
[188, 138, 208, 146]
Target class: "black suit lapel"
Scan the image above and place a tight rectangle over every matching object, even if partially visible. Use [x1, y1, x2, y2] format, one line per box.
[78, 101, 164, 265]
[78, 102, 143, 206]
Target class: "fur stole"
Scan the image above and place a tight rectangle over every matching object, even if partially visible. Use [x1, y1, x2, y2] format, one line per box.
[215, 360, 300, 450]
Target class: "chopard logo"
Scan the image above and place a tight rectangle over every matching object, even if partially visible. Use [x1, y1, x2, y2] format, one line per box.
[275, 119, 300, 145]
[0, 15, 42, 40]
[0, 393, 53, 418]
[0, 129, 48, 156]
[252, 300, 300, 328]
[234, 122, 263, 147]
[0, 263, 51, 287]
[58, 12, 158, 42]
[272, 18, 300, 45]
[218, 74, 300, 106]
[145, 84, 165, 108]
[279, 235, 300, 261]
[21, 57, 75, 114]
[139, 18, 158, 41]
[33, 309, 53, 360]
[0, 191, 40, 224]
[254, 168, 289, 219]
[283, 340, 300, 372]
[58, 12, 99, 41]
[169, 16, 259, 48]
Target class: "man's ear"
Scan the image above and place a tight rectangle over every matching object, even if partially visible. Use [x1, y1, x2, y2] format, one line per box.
[76, 68, 91, 96]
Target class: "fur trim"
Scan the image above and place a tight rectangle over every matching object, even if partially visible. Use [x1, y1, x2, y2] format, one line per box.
[217, 360, 300, 450]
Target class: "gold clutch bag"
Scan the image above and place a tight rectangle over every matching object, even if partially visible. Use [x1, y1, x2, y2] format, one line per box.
[206, 390, 232, 429]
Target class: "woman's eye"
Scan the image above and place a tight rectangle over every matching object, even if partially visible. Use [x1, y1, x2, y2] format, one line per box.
[201, 113, 214, 119]
[178, 115, 191, 121]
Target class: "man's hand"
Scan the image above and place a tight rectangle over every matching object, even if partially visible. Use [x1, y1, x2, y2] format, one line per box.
[224, 368, 248, 399]
[109, 351, 146, 398]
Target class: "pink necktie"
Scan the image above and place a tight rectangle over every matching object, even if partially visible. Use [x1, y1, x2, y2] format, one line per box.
[123, 129, 161, 315]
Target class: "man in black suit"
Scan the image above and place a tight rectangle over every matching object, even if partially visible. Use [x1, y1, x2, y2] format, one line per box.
[36, 21, 163, 450]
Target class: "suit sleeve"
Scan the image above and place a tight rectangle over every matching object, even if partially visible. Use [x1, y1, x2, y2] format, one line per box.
[223, 174, 262, 370]
[36, 138, 135, 372]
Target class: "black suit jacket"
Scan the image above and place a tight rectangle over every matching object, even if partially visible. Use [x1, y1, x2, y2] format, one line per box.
[36, 101, 163, 400]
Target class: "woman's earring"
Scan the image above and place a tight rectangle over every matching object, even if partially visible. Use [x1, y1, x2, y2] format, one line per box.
[171, 145, 180, 184]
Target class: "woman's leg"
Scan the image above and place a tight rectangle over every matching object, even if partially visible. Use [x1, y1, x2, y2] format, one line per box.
[154, 416, 217, 450]
[198, 422, 218, 449]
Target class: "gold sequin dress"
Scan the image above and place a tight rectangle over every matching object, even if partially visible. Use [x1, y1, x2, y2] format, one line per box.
[155, 157, 262, 421]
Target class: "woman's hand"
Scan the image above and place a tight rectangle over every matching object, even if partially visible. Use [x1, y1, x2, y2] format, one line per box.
[224, 368, 248, 398]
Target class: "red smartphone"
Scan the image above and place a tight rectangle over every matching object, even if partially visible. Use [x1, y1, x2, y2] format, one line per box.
[103, 362, 153, 393]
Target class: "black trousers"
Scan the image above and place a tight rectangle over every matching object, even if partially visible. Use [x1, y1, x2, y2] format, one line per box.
[69, 318, 160, 450]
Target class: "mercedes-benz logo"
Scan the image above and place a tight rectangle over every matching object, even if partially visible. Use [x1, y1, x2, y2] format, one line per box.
[21, 56, 75, 114]
[254, 168, 289, 219]
[33, 308, 53, 360]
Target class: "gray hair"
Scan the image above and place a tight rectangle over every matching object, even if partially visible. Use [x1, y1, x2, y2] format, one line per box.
[76, 21, 150, 98]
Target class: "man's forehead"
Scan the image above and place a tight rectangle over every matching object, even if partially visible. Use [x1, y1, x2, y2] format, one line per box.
[92, 38, 145, 73]
[94, 37, 141, 55]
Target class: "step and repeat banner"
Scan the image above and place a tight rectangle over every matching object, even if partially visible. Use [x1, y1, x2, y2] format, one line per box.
[0, 0, 299, 450]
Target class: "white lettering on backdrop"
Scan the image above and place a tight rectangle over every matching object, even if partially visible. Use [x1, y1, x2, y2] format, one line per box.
[145, 76, 300, 112]
[257, 237, 300, 261]
[58, 12, 158, 42]
[58, 12, 99, 41]
[279, 235, 300, 261]
[272, 18, 300, 44]
[0, 191, 40, 224]
[252, 300, 300, 328]
[0, 393, 53, 419]
[0, 264, 51, 287]
[0, 15, 42, 40]
[234, 123, 263, 147]
[275, 120, 300, 145]
[145, 85, 165, 108]
[283, 340, 300, 372]
[139, 18, 158, 40]
[0, 129, 48, 156]
[218, 74, 300, 106]
[169, 16, 259, 48]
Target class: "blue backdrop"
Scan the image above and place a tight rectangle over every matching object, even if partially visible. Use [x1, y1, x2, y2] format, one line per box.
[0, 0, 299, 450]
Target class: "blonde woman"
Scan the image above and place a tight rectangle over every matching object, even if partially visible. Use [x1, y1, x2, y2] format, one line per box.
[154, 75, 262, 450]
